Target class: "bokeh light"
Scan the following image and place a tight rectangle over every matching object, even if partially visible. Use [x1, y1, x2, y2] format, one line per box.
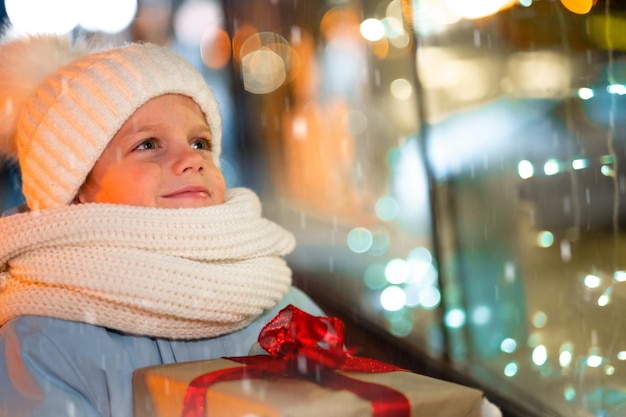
[239, 32, 291, 94]
[504, 362, 518, 377]
[360, 18, 385, 42]
[444, 0, 516, 20]
[560, 0, 597, 15]
[444, 308, 466, 328]
[6, 0, 81, 34]
[78, 0, 137, 34]
[532, 311, 547, 328]
[375, 196, 400, 221]
[380, 286, 406, 311]
[6, 0, 138, 34]
[501, 338, 517, 353]
[364, 263, 388, 290]
[536, 231, 554, 248]
[517, 160, 534, 179]
[559, 343, 573, 367]
[543, 159, 560, 176]
[390, 78, 413, 100]
[347, 227, 373, 253]
[532, 345, 548, 366]
[385, 258, 410, 285]
[583, 274, 602, 289]
[174, 0, 223, 45]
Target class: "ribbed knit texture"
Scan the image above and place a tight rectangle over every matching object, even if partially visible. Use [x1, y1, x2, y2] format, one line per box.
[0, 188, 295, 339]
[14, 42, 222, 211]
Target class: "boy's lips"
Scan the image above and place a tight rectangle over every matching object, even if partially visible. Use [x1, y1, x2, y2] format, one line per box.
[162, 186, 210, 199]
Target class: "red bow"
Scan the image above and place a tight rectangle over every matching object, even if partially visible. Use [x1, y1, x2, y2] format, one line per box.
[257, 302, 352, 372]
[181, 305, 410, 417]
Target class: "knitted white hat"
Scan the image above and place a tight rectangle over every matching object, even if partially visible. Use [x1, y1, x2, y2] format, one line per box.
[0, 33, 222, 211]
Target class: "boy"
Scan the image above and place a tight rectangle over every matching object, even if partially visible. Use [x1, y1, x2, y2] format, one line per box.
[0, 31, 322, 417]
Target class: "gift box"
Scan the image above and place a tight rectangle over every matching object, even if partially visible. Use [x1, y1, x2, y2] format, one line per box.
[133, 305, 486, 417]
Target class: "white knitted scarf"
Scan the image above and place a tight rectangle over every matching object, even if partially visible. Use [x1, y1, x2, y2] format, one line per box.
[0, 188, 295, 339]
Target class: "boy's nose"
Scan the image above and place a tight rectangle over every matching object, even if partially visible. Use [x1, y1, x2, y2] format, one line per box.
[172, 146, 205, 174]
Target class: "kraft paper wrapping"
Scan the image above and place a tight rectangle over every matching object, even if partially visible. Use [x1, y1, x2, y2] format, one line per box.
[133, 357, 484, 417]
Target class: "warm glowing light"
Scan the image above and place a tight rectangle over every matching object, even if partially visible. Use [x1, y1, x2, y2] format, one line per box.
[389, 30, 410, 49]
[390, 78, 413, 100]
[320, 7, 361, 39]
[419, 0, 461, 26]
[444, 0, 516, 20]
[506, 51, 571, 99]
[383, 17, 404, 38]
[360, 18, 385, 41]
[447, 60, 492, 102]
[417, 48, 458, 89]
[201, 29, 232, 69]
[241, 49, 286, 94]
[232, 25, 259, 64]
[560, 0, 596, 15]
[385, 0, 404, 29]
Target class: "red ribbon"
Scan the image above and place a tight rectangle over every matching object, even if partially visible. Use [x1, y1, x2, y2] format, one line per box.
[181, 305, 410, 417]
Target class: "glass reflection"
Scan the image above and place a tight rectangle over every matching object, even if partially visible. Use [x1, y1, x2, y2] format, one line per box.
[417, 1, 626, 416]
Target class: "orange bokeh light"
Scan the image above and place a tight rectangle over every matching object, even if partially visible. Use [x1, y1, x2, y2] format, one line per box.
[231, 24, 258, 65]
[201, 28, 231, 69]
[561, 0, 597, 14]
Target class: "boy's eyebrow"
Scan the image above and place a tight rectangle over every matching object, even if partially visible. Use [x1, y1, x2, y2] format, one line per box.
[123, 123, 212, 136]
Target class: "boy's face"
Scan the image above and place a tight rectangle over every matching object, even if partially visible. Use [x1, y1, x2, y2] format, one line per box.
[77, 94, 226, 208]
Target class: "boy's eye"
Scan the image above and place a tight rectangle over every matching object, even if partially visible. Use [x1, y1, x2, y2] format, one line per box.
[191, 138, 212, 151]
[135, 138, 158, 151]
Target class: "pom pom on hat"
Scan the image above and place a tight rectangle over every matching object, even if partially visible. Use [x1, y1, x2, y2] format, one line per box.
[0, 31, 92, 157]
[0, 29, 222, 211]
